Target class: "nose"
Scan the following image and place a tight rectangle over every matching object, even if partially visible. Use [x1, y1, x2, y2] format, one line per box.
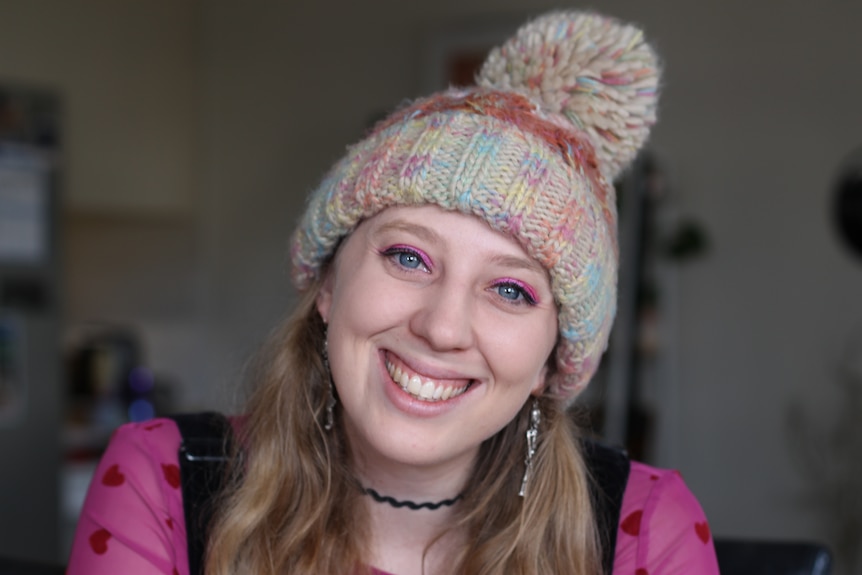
[408, 278, 476, 352]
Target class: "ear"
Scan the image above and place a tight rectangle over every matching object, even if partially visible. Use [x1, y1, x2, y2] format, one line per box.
[529, 365, 549, 397]
[316, 270, 335, 324]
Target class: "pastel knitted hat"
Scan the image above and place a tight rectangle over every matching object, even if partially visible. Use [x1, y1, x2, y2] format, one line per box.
[290, 10, 660, 402]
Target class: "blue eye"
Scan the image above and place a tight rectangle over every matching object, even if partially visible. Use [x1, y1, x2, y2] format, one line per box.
[497, 284, 522, 300]
[381, 245, 431, 273]
[492, 281, 538, 306]
[398, 252, 422, 269]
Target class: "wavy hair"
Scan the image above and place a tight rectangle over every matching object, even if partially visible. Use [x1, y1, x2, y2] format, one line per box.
[205, 276, 602, 575]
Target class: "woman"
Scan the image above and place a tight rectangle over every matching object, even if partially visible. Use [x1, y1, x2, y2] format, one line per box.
[68, 10, 720, 575]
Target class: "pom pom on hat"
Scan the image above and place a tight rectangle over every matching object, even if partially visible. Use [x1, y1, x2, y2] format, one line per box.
[478, 11, 660, 181]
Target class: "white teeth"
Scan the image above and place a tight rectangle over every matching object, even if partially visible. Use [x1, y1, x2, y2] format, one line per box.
[419, 382, 435, 399]
[408, 375, 423, 395]
[386, 358, 471, 403]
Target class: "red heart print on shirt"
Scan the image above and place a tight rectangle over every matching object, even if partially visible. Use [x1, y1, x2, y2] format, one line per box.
[695, 521, 711, 543]
[101, 464, 125, 487]
[89, 529, 111, 555]
[162, 463, 181, 489]
[620, 510, 643, 536]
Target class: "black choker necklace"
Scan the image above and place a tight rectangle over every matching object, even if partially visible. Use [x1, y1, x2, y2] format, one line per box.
[362, 487, 463, 511]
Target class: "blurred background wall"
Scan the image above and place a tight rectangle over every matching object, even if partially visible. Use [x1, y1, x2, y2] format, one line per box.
[0, 0, 860, 568]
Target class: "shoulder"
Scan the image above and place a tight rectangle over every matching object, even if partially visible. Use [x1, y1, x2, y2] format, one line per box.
[612, 461, 720, 574]
[111, 417, 184, 465]
[67, 418, 188, 575]
[89, 418, 185, 505]
[101, 418, 186, 496]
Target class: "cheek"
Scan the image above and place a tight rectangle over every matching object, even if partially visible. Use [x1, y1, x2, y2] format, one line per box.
[485, 313, 556, 387]
[328, 267, 412, 336]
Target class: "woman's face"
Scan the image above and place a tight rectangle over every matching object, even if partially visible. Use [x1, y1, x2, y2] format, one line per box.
[316, 205, 558, 480]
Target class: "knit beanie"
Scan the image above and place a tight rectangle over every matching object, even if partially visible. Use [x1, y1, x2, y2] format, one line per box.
[290, 10, 661, 402]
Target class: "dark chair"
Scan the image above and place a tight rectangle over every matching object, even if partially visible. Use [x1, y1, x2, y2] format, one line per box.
[714, 538, 833, 575]
[0, 556, 65, 575]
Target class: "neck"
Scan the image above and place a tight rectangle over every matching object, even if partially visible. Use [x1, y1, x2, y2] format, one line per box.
[349, 447, 476, 509]
[351, 459, 469, 575]
[365, 488, 460, 575]
[358, 470, 464, 546]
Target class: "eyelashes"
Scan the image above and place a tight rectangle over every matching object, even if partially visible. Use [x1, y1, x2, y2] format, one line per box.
[492, 279, 539, 306]
[379, 245, 540, 306]
[381, 245, 432, 273]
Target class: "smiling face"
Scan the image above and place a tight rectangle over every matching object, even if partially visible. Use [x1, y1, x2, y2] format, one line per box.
[316, 205, 558, 485]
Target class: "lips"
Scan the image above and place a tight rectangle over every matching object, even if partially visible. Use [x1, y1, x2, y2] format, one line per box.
[384, 353, 473, 402]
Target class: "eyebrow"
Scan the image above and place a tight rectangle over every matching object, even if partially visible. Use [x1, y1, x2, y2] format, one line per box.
[374, 218, 547, 277]
[372, 220, 443, 245]
[489, 253, 547, 277]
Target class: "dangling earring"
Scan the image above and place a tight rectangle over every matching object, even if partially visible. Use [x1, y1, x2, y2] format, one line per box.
[322, 328, 337, 431]
[519, 398, 541, 497]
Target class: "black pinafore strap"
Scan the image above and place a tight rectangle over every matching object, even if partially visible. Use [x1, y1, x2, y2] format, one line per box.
[583, 439, 631, 575]
[170, 412, 630, 575]
[170, 412, 234, 575]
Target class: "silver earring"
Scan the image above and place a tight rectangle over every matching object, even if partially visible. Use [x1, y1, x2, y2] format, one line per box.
[322, 330, 336, 431]
[519, 398, 541, 497]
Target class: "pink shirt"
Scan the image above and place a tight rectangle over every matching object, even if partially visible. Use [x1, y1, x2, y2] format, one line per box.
[67, 418, 719, 574]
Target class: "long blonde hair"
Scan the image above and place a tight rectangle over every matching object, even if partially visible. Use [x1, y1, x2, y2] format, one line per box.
[205, 278, 602, 574]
